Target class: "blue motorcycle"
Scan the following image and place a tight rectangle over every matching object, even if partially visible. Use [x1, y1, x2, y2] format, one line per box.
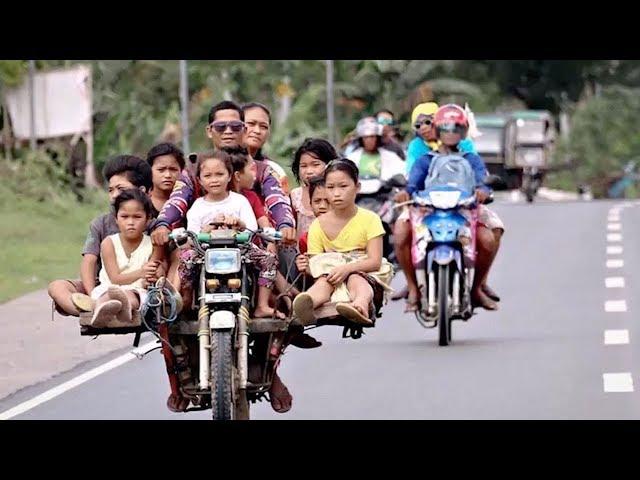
[400, 155, 485, 346]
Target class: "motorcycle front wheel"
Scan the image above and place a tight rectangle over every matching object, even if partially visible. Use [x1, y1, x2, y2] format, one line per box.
[437, 264, 452, 346]
[210, 330, 233, 420]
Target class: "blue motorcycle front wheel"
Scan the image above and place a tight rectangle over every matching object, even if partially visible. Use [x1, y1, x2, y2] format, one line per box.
[437, 264, 452, 346]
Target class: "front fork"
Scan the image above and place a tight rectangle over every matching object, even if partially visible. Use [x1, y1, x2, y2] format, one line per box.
[237, 264, 250, 390]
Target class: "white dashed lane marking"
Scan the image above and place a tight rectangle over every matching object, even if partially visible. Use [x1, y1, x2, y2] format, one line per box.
[607, 246, 623, 255]
[607, 259, 624, 268]
[604, 300, 627, 312]
[603, 373, 634, 392]
[604, 330, 630, 345]
[605, 277, 625, 288]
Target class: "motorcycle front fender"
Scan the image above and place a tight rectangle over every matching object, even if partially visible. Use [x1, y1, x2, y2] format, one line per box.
[426, 245, 462, 274]
[209, 310, 236, 330]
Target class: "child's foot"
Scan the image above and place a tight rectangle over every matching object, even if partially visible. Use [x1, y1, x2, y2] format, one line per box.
[91, 300, 123, 328]
[292, 293, 315, 325]
[71, 293, 95, 313]
[336, 302, 373, 326]
[107, 286, 133, 323]
[254, 306, 286, 320]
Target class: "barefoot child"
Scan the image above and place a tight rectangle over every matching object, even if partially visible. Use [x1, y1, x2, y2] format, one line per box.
[292, 159, 393, 326]
[90, 189, 157, 327]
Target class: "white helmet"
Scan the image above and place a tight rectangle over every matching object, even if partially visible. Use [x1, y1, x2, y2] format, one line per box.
[356, 118, 382, 138]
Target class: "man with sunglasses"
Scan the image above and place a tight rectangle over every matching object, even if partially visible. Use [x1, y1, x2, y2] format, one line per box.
[151, 101, 295, 246]
[394, 104, 504, 312]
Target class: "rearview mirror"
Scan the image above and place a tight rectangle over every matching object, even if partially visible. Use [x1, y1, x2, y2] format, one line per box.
[484, 174, 508, 191]
[387, 174, 407, 188]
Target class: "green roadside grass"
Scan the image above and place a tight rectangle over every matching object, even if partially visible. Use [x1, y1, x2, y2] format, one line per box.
[0, 185, 107, 304]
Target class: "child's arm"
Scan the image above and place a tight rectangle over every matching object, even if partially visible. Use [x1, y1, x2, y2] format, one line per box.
[101, 237, 144, 285]
[326, 236, 383, 285]
[80, 254, 98, 294]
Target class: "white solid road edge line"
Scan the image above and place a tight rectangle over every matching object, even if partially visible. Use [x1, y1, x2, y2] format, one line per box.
[0, 340, 157, 420]
[603, 373, 634, 392]
[604, 329, 630, 345]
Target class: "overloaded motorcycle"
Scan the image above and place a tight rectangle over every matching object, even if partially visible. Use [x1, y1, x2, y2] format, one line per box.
[356, 174, 407, 266]
[78, 225, 383, 420]
[396, 155, 500, 346]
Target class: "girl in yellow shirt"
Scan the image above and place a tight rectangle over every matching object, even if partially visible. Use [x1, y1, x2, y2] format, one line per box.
[292, 159, 393, 326]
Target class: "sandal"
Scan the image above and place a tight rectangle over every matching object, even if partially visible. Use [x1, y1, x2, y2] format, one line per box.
[404, 294, 421, 313]
[90, 300, 122, 328]
[288, 331, 322, 349]
[471, 291, 499, 311]
[336, 302, 374, 326]
[482, 284, 501, 302]
[292, 293, 315, 325]
[71, 293, 95, 313]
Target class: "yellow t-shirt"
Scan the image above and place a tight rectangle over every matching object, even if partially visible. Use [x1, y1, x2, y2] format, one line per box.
[307, 207, 385, 254]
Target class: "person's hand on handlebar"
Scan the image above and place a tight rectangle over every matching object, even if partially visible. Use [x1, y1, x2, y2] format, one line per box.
[475, 188, 490, 203]
[395, 190, 410, 203]
[279, 227, 297, 245]
[151, 225, 171, 247]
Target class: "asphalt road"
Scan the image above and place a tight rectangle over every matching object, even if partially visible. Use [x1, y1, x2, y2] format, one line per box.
[2, 198, 640, 419]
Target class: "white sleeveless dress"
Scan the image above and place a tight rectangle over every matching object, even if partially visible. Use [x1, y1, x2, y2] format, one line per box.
[90, 233, 153, 303]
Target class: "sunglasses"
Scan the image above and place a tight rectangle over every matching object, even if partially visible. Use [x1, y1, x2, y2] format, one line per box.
[414, 119, 433, 129]
[377, 117, 394, 126]
[210, 120, 245, 133]
[436, 123, 466, 134]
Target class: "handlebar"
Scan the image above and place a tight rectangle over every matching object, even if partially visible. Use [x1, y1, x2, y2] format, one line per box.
[169, 227, 282, 251]
[393, 193, 494, 210]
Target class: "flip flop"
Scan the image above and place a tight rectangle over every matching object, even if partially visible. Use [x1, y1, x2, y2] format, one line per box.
[391, 286, 409, 301]
[107, 286, 133, 323]
[90, 300, 123, 328]
[404, 294, 421, 313]
[292, 293, 315, 325]
[71, 293, 95, 313]
[336, 302, 374, 326]
[471, 291, 499, 311]
[482, 284, 501, 302]
[288, 331, 322, 349]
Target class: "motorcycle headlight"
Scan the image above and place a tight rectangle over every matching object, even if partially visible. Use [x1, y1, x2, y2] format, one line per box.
[429, 191, 461, 209]
[205, 249, 241, 274]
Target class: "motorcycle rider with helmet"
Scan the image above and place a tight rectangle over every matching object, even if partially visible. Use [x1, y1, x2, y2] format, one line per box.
[394, 104, 505, 312]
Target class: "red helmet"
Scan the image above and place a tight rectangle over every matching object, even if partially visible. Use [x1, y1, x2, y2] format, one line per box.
[434, 104, 469, 129]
